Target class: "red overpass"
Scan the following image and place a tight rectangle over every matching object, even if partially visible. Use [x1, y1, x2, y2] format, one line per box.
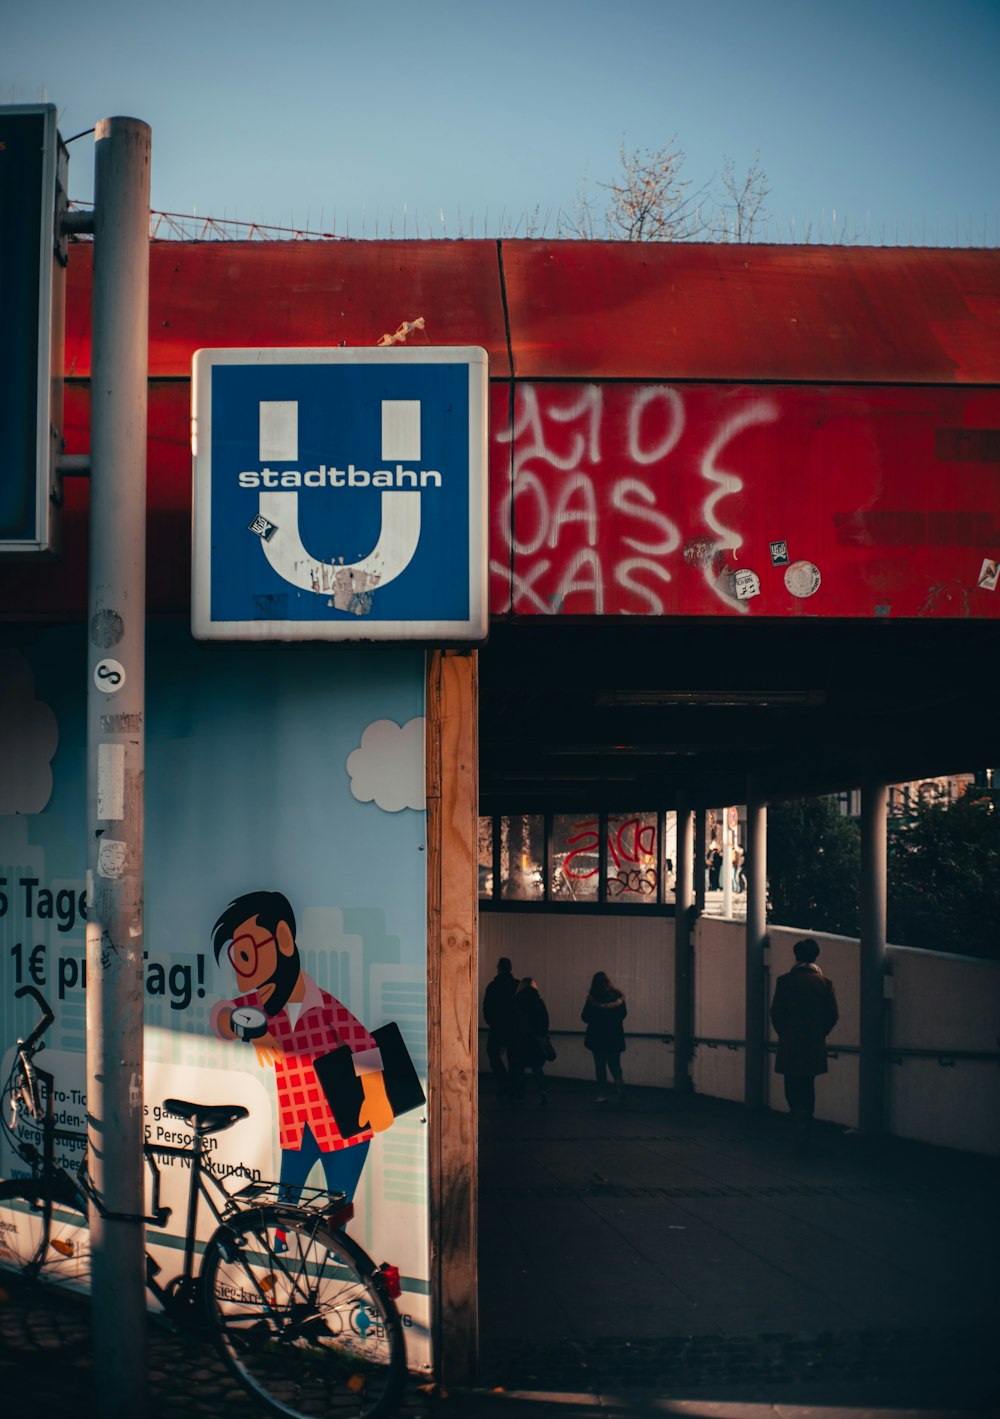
[4, 239, 999, 805]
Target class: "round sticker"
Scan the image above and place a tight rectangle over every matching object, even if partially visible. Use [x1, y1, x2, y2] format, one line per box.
[784, 560, 821, 598]
[94, 658, 126, 692]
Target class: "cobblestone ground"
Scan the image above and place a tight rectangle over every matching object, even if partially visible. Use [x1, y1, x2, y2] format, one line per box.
[0, 1284, 441, 1418]
[478, 1328, 998, 1409]
[4, 1284, 996, 1417]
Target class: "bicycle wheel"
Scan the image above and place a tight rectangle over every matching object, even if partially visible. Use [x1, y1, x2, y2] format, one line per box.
[202, 1205, 406, 1419]
[0, 1176, 92, 1295]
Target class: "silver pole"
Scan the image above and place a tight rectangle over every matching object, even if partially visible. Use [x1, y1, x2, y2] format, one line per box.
[673, 796, 694, 1091]
[693, 806, 706, 915]
[744, 783, 768, 1108]
[85, 115, 150, 1418]
[722, 809, 733, 918]
[859, 778, 888, 1136]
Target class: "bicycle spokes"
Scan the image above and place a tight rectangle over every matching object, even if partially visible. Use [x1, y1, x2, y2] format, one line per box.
[207, 1209, 403, 1417]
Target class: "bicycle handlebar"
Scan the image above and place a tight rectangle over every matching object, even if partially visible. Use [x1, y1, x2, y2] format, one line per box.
[15, 985, 55, 1054]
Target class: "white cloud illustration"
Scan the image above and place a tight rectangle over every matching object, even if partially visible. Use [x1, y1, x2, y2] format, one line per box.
[347, 717, 425, 813]
[0, 651, 58, 814]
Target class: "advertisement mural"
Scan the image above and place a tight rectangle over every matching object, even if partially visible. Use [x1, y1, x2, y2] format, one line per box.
[0, 627, 431, 1368]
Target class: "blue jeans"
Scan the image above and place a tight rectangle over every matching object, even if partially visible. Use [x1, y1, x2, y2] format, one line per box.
[279, 1126, 370, 1204]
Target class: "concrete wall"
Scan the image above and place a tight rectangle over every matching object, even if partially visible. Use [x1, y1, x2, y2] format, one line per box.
[479, 911, 675, 1088]
[887, 944, 1000, 1155]
[480, 910, 1000, 1155]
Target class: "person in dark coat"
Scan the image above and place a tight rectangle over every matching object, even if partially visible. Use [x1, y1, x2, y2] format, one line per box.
[508, 977, 550, 1105]
[770, 937, 839, 1144]
[582, 970, 627, 1102]
[482, 957, 518, 1097]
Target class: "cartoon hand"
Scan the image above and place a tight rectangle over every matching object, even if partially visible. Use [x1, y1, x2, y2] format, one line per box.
[356, 1071, 394, 1133]
[252, 1032, 282, 1067]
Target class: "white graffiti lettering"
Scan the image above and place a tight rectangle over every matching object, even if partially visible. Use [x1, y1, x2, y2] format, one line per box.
[699, 401, 778, 612]
[627, 386, 685, 465]
[611, 478, 681, 555]
[493, 383, 777, 616]
[614, 557, 673, 615]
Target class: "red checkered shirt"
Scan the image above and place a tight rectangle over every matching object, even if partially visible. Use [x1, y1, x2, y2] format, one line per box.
[213, 973, 376, 1152]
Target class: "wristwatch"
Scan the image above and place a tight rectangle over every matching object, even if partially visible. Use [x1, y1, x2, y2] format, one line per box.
[230, 1005, 269, 1041]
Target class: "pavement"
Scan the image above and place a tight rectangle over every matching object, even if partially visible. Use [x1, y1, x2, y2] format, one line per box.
[2, 1077, 997, 1418]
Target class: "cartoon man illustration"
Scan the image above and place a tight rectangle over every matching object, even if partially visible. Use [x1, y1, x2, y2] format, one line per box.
[210, 890, 393, 1209]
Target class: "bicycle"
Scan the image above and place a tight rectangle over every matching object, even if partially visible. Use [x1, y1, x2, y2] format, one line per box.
[0, 985, 406, 1419]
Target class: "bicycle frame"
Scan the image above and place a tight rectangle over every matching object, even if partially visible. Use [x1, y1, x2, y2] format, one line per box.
[140, 1131, 237, 1307]
[6, 1023, 241, 1314]
[4, 988, 408, 1419]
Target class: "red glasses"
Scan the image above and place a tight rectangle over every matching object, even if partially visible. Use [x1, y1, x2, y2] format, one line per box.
[227, 932, 275, 978]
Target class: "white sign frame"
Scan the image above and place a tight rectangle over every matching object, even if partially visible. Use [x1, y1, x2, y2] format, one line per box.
[191, 346, 488, 642]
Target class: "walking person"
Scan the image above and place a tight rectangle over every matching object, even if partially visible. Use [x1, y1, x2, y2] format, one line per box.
[707, 840, 723, 890]
[482, 956, 519, 1097]
[582, 970, 627, 1103]
[769, 937, 839, 1148]
[508, 976, 551, 1105]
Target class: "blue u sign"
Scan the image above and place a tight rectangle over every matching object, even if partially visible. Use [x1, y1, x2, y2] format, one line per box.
[192, 347, 488, 641]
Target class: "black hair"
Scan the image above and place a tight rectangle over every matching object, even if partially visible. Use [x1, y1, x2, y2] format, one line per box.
[497, 957, 513, 973]
[794, 937, 820, 963]
[212, 891, 296, 963]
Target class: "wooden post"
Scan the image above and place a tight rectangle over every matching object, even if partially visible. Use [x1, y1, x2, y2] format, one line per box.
[425, 649, 479, 1383]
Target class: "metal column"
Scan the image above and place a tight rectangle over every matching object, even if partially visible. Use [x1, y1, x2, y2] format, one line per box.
[722, 809, 733, 918]
[85, 115, 151, 1418]
[859, 777, 888, 1136]
[744, 783, 768, 1108]
[693, 806, 706, 916]
[673, 796, 694, 1092]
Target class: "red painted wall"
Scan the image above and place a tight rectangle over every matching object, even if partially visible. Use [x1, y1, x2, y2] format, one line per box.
[3, 240, 999, 622]
[488, 382, 1000, 618]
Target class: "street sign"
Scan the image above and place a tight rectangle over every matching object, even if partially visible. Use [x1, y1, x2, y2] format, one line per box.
[191, 347, 488, 641]
[0, 105, 68, 557]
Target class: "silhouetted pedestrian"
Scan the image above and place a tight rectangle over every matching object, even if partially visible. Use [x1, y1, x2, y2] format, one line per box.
[770, 937, 839, 1146]
[482, 957, 518, 1097]
[582, 970, 627, 1102]
[508, 976, 550, 1105]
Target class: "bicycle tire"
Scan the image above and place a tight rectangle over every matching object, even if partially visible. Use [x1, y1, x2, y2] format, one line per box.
[202, 1204, 406, 1419]
[0, 1175, 92, 1296]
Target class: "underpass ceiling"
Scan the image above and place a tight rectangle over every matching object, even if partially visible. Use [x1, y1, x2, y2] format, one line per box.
[477, 618, 1000, 811]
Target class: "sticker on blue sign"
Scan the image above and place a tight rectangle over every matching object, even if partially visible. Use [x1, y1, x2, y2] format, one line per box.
[191, 347, 489, 642]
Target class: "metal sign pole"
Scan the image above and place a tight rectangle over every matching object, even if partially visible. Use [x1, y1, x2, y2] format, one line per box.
[85, 115, 150, 1418]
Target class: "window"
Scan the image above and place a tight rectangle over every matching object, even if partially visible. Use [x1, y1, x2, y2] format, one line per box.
[550, 814, 600, 902]
[606, 813, 659, 904]
[499, 814, 544, 901]
[482, 811, 674, 912]
[477, 816, 494, 899]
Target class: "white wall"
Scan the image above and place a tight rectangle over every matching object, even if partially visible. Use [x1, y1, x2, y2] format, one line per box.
[479, 912, 675, 1087]
[887, 944, 1000, 1155]
[481, 910, 1000, 1155]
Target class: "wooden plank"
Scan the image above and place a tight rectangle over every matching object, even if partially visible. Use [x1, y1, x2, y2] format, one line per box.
[425, 649, 479, 1382]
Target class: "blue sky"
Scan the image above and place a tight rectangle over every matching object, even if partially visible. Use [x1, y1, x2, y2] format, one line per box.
[6, 0, 999, 243]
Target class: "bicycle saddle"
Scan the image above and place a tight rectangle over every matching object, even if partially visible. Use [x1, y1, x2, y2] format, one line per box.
[162, 1099, 249, 1134]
